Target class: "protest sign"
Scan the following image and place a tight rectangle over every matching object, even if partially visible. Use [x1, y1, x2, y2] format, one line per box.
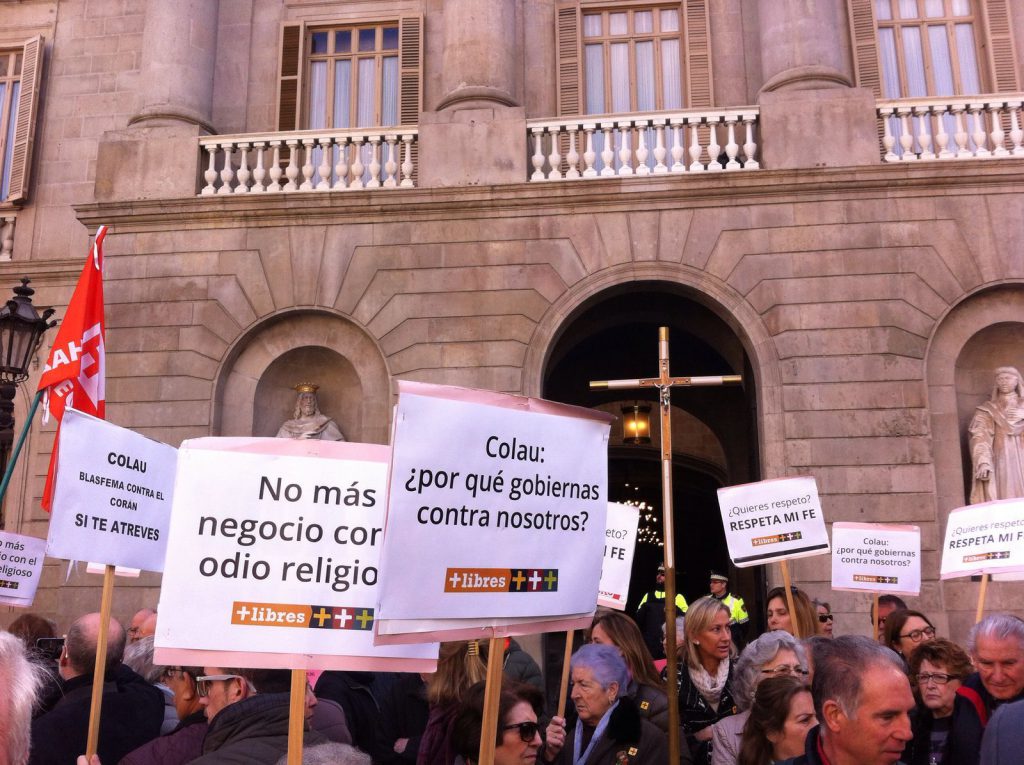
[46, 409, 176, 572]
[154, 438, 436, 671]
[375, 382, 612, 640]
[0, 531, 46, 607]
[717, 476, 829, 568]
[831, 522, 921, 596]
[940, 498, 1024, 579]
[598, 502, 640, 610]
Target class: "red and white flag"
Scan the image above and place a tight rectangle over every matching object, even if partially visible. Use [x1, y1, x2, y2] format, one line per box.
[37, 225, 107, 511]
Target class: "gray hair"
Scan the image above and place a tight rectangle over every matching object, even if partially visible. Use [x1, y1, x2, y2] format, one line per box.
[811, 635, 905, 722]
[968, 613, 1024, 655]
[661, 616, 685, 638]
[733, 630, 807, 712]
[0, 632, 42, 765]
[571, 643, 629, 698]
[275, 743, 370, 765]
[124, 635, 162, 684]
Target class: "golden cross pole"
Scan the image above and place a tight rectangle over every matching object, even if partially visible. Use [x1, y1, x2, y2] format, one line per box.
[590, 326, 741, 765]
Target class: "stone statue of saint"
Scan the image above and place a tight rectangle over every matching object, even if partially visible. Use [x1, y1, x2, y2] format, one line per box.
[969, 366, 1024, 504]
[276, 383, 345, 441]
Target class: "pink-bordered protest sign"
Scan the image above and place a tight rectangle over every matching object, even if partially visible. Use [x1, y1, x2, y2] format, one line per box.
[154, 437, 437, 671]
[831, 522, 921, 596]
[941, 498, 1024, 580]
[375, 381, 613, 643]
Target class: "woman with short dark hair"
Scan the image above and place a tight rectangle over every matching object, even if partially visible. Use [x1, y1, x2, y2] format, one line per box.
[452, 680, 543, 765]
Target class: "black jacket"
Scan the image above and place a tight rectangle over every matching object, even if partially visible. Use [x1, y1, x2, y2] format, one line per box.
[673, 662, 736, 764]
[29, 663, 165, 765]
[373, 673, 430, 764]
[191, 692, 326, 764]
[546, 697, 669, 765]
[314, 670, 381, 753]
[903, 689, 984, 765]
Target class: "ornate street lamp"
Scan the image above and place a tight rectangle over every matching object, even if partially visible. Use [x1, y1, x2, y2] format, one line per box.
[621, 401, 652, 445]
[0, 278, 56, 512]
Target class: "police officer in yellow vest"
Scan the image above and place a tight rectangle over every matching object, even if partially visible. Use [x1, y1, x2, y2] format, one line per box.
[709, 569, 749, 649]
[635, 563, 687, 660]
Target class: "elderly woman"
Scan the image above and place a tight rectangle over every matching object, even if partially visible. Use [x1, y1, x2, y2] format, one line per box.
[670, 596, 737, 762]
[902, 638, 981, 765]
[452, 680, 544, 765]
[710, 631, 808, 765]
[588, 611, 670, 733]
[543, 644, 667, 764]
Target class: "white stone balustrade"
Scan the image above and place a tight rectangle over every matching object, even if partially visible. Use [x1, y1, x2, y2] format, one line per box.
[525, 108, 760, 181]
[877, 95, 1024, 162]
[198, 128, 418, 195]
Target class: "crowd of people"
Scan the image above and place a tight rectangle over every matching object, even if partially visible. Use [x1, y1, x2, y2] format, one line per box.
[3, 571, 1024, 765]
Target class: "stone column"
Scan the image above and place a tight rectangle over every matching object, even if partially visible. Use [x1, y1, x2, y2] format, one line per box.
[96, 0, 220, 201]
[418, 0, 526, 186]
[128, 0, 219, 131]
[756, 0, 880, 168]
[758, 0, 852, 93]
[435, 0, 518, 110]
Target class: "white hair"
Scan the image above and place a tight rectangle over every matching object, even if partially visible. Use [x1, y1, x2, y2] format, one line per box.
[0, 631, 42, 765]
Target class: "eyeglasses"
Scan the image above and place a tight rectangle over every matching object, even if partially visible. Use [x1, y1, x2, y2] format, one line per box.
[915, 672, 957, 686]
[502, 721, 540, 743]
[760, 665, 809, 677]
[161, 668, 187, 682]
[899, 626, 936, 642]
[195, 674, 244, 697]
[818, 614, 834, 623]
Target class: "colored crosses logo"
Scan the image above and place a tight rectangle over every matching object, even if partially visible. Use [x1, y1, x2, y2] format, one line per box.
[964, 550, 1011, 563]
[445, 567, 559, 593]
[231, 601, 374, 630]
[853, 574, 898, 585]
[752, 530, 804, 547]
[0, 579, 18, 590]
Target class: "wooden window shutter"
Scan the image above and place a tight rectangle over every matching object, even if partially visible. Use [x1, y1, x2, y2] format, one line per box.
[399, 14, 423, 125]
[6, 35, 44, 204]
[556, 2, 581, 116]
[847, 0, 883, 97]
[683, 0, 713, 107]
[277, 22, 304, 131]
[980, 0, 1020, 92]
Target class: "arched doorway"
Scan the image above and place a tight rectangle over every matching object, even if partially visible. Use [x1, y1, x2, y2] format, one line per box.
[542, 282, 765, 618]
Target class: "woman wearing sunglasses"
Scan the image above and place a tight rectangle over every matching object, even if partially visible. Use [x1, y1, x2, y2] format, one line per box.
[452, 680, 544, 765]
[902, 638, 981, 765]
[812, 599, 834, 638]
[543, 644, 668, 764]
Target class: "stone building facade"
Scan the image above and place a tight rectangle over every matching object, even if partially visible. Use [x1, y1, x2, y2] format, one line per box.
[0, 0, 1023, 645]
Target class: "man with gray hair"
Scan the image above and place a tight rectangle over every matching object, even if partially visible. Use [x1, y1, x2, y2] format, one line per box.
[779, 635, 914, 765]
[0, 631, 41, 765]
[965, 613, 1024, 717]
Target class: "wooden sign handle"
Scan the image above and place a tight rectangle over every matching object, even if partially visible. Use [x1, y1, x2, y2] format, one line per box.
[779, 559, 801, 639]
[287, 669, 307, 764]
[557, 630, 574, 718]
[976, 573, 990, 623]
[85, 565, 116, 758]
[477, 636, 505, 765]
[873, 592, 880, 642]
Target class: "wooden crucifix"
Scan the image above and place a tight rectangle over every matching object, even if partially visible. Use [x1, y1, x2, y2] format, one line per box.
[590, 326, 742, 765]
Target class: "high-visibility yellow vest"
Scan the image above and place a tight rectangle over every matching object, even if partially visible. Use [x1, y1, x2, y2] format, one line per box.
[637, 589, 689, 613]
[721, 593, 748, 624]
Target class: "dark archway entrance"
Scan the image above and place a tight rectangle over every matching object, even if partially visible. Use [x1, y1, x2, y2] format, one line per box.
[540, 283, 765, 677]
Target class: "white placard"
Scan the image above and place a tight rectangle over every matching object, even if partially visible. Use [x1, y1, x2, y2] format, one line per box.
[717, 476, 830, 568]
[376, 383, 611, 633]
[0, 532, 46, 607]
[940, 498, 1024, 579]
[598, 502, 640, 610]
[46, 409, 176, 572]
[156, 438, 436, 670]
[831, 522, 921, 596]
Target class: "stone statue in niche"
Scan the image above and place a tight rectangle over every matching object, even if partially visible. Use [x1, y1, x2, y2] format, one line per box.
[969, 366, 1024, 503]
[276, 383, 346, 441]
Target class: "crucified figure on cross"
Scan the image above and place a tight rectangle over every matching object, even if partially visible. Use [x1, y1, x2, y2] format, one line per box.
[590, 326, 741, 765]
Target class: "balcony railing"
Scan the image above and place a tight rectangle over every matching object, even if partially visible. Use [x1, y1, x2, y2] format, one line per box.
[525, 107, 760, 181]
[197, 127, 418, 195]
[877, 94, 1024, 161]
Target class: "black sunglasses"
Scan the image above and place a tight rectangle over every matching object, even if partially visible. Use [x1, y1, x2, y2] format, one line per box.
[502, 721, 540, 743]
[818, 614, 834, 623]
